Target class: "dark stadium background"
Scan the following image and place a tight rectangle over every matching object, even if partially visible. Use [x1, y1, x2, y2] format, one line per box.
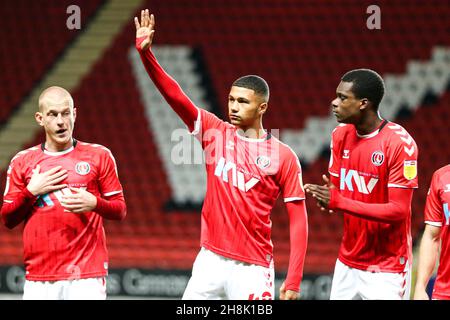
[0, 0, 448, 299]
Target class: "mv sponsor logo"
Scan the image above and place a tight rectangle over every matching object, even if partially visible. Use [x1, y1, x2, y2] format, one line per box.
[340, 168, 378, 194]
[214, 157, 260, 192]
[36, 186, 87, 207]
[444, 184, 450, 193]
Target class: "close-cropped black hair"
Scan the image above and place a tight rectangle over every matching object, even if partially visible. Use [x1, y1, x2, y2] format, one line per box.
[341, 69, 385, 109]
[232, 75, 270, 102]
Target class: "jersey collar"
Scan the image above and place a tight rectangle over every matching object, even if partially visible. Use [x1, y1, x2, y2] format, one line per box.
[41, 139, 77, 156]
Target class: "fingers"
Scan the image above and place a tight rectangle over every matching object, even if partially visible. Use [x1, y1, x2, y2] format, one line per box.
[45, 184, 67, 192]
[134, 17, 140, 30]
[322, 174, 330, 184]
[69, 187, 81, 193]
[141, 9, 145, 27]
[145, 9, 149, 26]
[47, 168, 67, 180]
[41, 165, 63, 176]
[150, 13, 155, 30]
[48, 173, 68, 186]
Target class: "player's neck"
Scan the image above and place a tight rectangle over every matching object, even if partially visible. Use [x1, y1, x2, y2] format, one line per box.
[44, 138, 75, 153]
[236, 118, 267, 139]
[236, 125, 266, 139]
[355, 112, 383, 136]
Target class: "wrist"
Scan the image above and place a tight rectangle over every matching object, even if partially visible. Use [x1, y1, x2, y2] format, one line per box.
[25, 186, 38, 197]
[328, 188, 340, 210]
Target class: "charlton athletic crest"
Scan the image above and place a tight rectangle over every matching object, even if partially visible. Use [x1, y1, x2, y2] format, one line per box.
[256, 155, 271, 169]
[371, 151, 384, 166]
[75, 162, 91, 175]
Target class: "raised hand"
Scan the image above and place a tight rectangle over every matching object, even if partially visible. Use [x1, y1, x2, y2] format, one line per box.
[134, 9, 155, 51]
[26, 165, 68, 196]
[60, 187, 97, 213]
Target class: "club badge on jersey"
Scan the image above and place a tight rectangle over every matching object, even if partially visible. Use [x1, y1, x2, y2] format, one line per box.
[75, 162, 91, 175]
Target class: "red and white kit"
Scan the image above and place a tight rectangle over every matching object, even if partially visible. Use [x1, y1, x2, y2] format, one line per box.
[423, 165, 450, 300]
[2, 141, 124, 282]
[328, 121, 418, 299]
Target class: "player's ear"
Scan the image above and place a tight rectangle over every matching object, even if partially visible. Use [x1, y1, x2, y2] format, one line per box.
[259, 102, 268, 115]
[359, 98, 369, 111]
[73, 107, 77, 122]
[35, 112, 44, 127]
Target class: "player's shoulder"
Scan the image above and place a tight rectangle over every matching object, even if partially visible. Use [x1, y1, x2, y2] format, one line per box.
[9, 145, 41, 165]
[77, 141, 114, 156]
[271, 135, 300, 163]
[433, 164, 450, 179]
[384, 122, 416, 144]
[331, 123, 351, 138]
[199, 108, 232, 130]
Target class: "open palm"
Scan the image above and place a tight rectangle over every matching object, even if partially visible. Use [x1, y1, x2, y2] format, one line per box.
[134, 9, 155, 51]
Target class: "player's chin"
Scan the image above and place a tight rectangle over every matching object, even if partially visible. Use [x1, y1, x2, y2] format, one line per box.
[53, 133, 71, 144]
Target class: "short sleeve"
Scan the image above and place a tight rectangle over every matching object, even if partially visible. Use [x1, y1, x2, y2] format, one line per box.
[424, 171, 444, 227]
[98, 149, 123, 197]
[279, 149, 305, 202]
[387, 133, 419, 189]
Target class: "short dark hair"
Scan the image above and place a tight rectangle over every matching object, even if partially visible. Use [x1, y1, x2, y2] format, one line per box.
[341, 69, 385, 109]
[232, 75, 270, 102]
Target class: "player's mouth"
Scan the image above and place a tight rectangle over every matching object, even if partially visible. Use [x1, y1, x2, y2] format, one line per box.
[229, 115, 240, 121]
[56, 128, 68, 136]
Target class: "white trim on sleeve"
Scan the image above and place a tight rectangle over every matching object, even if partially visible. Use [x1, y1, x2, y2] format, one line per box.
[3, 200, 13, 203]
[387, 183, 418, 189]
[103, 190, 122, 197]
[425, 221, 442, 227]
[284, 197, 305, 202]
[189, 108, 201, 135]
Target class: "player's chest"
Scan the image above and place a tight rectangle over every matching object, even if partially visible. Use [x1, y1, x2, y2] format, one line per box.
[25, 155, 99, 186]
[338, 138, 388, 175]
[209, 138, 280, 192]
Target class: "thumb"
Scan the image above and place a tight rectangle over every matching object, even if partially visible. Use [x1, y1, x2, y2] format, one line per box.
[322, 174, 334, 187]
[69, 187, 81, 193]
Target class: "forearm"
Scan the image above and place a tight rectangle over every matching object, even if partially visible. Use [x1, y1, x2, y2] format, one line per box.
[415, 229, 440, 291]
[136, 37, 198, 130]
[1, 188, 37, 229]
[95, 194, 127, 221]
[285, 200, 308, 292]
[329, 188, 413, 223]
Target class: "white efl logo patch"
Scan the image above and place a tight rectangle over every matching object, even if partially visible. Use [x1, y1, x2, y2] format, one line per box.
[256, 155, 271, 169]
[371, 151, 384, 166]
[75, 162, 91, 175]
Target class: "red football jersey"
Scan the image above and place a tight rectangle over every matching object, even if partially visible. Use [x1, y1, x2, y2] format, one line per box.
[423, 165, 450, 300]
[193, 109, 305, 267]
[328, 121, 418, 272]
[2, 140, 123, 281]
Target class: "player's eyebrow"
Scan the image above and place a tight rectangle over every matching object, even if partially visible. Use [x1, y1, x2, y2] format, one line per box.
[336, 91, 348, 99]
[236, 97, 250, 103]
[46, 107, 71, 115]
